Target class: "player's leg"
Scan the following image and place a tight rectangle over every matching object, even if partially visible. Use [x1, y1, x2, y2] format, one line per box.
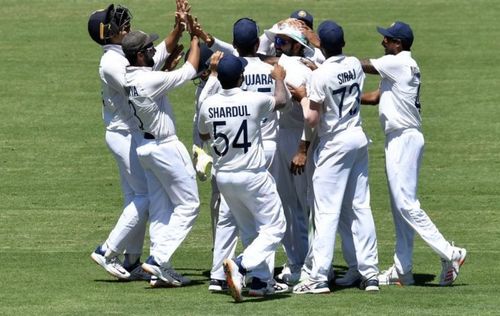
[275, 128, 309, 273]
[386, 130, 454, 260]
[219, 170, 285, 281]
[345, 133, 379, 291]
[149, 140, 200, 265]
[295, 136, 352, 293]
[210, 192, 238, 291]
[92, 131, 149, 280]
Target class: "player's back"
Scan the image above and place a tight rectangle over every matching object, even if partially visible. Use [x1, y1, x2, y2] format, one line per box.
[99, 45, 136, 131]
[311, 55, 364, 137]
[199, 88, 275, 172]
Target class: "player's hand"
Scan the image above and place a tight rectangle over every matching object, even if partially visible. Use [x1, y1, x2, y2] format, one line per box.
[287, 84, 307, 101]
[290, 151, 307, 175]
[271, 64, 286, 81]
[162, 44, 184, 71]
[209, 51, 224, 75]
[300, 57, 318, 71]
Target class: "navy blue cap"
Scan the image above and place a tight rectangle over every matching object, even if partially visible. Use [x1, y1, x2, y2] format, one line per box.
[233, 18, 259, 50]
[217, 54, 248, 85]
[290, 10, 313, 29]
[318, 20, 345, 52]
[88, 4, 114, 45]
[377, 21, 414, 47]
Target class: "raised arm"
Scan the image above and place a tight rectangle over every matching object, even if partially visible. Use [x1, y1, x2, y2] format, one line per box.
[270, 64, 287, 110]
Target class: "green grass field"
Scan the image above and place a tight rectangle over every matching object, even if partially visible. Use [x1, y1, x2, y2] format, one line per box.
[1, 0, 499, 314]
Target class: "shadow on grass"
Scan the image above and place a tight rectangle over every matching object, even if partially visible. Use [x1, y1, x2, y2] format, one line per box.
[332, 265, 441, 288]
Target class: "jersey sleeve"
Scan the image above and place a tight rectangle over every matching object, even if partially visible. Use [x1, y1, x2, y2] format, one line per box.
[257, 32, 274, 55]
[308, 70, 326, 104]
[198, 76, 222, 107]
[152, 40, 169, 71]
[370, 55, 400, 82]
[197, 99, 210, 135]
[101, 56, 127, 95]
[257, 93, 275, 118]
[210, 37, 237, 56]
[147, 62, 197, 99]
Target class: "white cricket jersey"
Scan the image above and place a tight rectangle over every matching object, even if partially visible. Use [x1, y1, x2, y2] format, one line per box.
[99, 44, 134, 131]
[207, 38, 279, 142]
[125, 62, 197, 140]
[370, 51, 422, 135]
[309, 55, 364, 137]
[278, 54, 312, 129]
[198, 88, 275, 172]
[100, 42, 169, 132]
[241, 57, 277, 142]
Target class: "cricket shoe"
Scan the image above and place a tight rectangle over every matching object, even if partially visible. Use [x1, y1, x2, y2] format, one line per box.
[90, 245, 130, 280]
[360, 276, 380, 292]
[378, 264, 415, 286]
[293, 279, 330, 294]
[439, 246, 467, 286]
[192, 145, 212, 182]
[208, 279, 228, 292]
[276, 264, 302, 285]
[142, 256, 190, 287]
[223, 258, 245, 302]
[149, 275, 190, 288]
[124, 263, 151, 281]
[248, 278, 289, 296]
[334, 268, 361, 286]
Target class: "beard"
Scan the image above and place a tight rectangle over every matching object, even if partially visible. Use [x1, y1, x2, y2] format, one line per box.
[145, 54, 155, 67]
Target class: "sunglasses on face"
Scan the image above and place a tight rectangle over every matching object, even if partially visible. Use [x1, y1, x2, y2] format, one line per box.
[141, 44, 155, 54]
[274, 36, 291, 47]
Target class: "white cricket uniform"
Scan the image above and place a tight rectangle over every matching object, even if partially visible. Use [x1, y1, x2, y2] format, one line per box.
[99, 44, 147, 257]
[98, 42, 170, 258]
[192, 75, 238, 281]
[274, 54, 311, 270]
[371, 51, 455, 274]
[307, 55, 379, 282]
[203, 39, 282, 281]
[125, 61, 200, 266]
[198, 88, 286, 282]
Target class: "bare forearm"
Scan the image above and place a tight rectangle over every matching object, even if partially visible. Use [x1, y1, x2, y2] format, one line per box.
[165, 24, 183, 53]
[361, 59, 379, 75]
[186, 36, 201, 71]
[274, 78, 287, 109]
[361, 89, 380, 105]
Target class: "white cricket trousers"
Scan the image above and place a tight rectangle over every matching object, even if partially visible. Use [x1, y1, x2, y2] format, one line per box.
[310, 128, 379, 281]
[210, 141, 277, 281]
[104, 130, 149, 255]
[136, 136, 200, 266]
[216, 168, 286, 282]
[385, 128, 454, 273]
[275, 127, 310, 268]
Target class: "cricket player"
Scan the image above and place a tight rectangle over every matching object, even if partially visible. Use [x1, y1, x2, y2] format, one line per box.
[194, 18, 288, 293]
[290, 20, 380, 294]
[262, 21, 315, 284]
[360, 21, 466, 286]
[87, 3, 174, 281]
[198, 54, 287, 302]
[257, 10, 325, 65]
[122, 15, 201, 286]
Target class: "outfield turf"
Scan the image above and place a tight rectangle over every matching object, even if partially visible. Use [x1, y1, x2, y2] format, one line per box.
[1, 0, 499, 315]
